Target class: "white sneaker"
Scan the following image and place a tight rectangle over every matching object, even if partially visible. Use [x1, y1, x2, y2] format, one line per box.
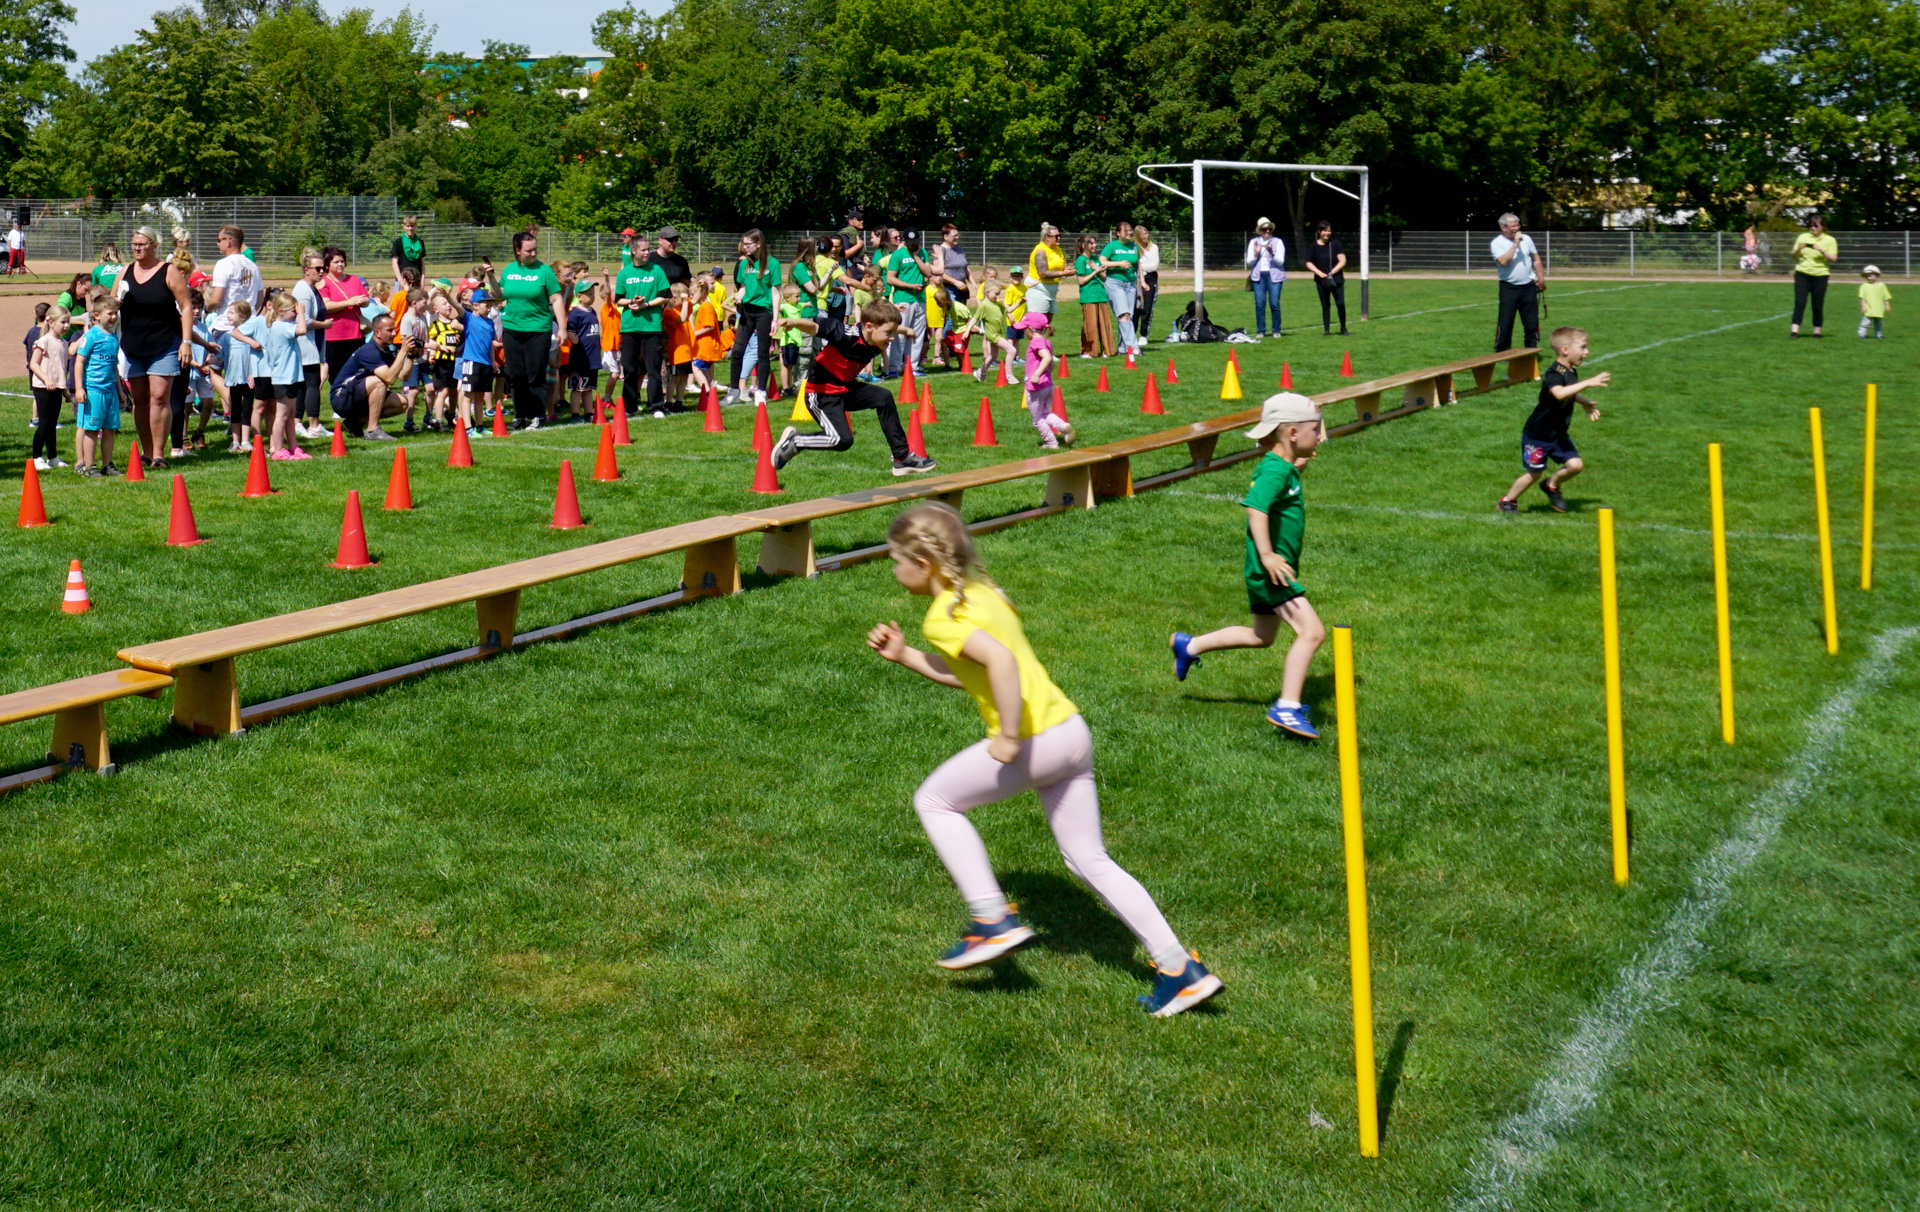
[33, 457, 49, 471]
[49, 457, 69, 468]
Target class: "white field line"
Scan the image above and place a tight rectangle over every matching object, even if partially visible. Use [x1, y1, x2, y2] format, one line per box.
[1450, 625, 1918, 1212]
[1355, 283, 1666, 325]
[1587, 312, 1789, 363]
[1158, 493, 1920, 553]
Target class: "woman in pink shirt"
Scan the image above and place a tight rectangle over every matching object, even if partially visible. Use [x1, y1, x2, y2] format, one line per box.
[317, 245, 371, 386]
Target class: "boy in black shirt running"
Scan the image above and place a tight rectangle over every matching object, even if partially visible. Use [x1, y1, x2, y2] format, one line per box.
[1499, 326, 1608, 514]
[769, 298, 939, 476]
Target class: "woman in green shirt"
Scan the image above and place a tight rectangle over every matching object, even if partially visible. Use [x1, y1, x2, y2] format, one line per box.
[495, 230, 568, 427]
[91, 243, 122, 288]
[1073, 235, 1114, 357]
[1099, 221, 1141, 356]
[730, 228, 781, 397]
[1790, 214, 1838, 338]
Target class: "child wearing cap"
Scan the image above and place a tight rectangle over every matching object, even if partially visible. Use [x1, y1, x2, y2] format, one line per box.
[1168, 393, 1328, 738]
[1017, 311, 1074, 448]
[1001, 267, 1028, 326]
[1858, 266, 1891, 339]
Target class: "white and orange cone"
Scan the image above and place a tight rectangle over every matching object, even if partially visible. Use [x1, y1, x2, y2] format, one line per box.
[62, 559, 91, 614]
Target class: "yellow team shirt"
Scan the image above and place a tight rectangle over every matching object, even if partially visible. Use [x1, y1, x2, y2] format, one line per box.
[1792, 233, 1837, 276]
[921, 581, 1078, 740]
[1027, 243, 1066, 288]
[1859, 281, 1892, 318]
[925, 290, 946, 329]
[1001, 283, 1026, 323]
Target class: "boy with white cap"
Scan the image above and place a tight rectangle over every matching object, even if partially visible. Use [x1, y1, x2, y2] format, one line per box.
[1168, 392, 1328, 738]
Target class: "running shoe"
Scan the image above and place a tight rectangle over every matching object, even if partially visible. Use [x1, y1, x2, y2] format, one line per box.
[270, 449, 294, 460]
[1265, 701, 1318, 739]
[32, 457, 48, 471]
[1542, 482, 1569, 513]
[1056, 422, 1077, 445]
[402, 419, 419, 434]
[362, 428, 395, 441]
[101, 463, 122, 477]
[1169, 632, 1200, 681]
[892, 454, 938, 476]
[48, 457, 68, 468]
[1496, 497, 1518, 514]
[1138, 954, 1224, 1018]
[936, 910, 1035, 970]
[771, 425, 799, 471]
[291, 447, 313, 460]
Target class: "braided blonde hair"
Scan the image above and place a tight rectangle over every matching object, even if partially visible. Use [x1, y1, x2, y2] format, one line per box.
[887, 501, 1002, 617]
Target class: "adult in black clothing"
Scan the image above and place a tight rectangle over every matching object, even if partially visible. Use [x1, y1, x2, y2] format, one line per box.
[112, 225, 194, 470]
[1303, 221, 1349, 335]
[652, 227, 691, 287]
[390, 214, 425, 284]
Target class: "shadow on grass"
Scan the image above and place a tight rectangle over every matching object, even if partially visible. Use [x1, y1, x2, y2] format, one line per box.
[1000, 869, 1155, 985]
[952, 956, 1040, 994]
[1377, 1019, 1415, 1144]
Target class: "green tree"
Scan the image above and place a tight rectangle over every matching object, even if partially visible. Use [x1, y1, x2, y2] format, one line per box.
[0, 0, 77, 193]
[1781, 0, 1920, 226]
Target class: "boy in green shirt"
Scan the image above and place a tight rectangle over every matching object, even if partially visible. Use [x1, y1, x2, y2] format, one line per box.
[1168, 393, 1328, 738]
[1858, 265, 1892, 339]
[773, 283, 807, 398]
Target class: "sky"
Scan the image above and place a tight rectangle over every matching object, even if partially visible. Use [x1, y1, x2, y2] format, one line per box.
[60, 0, 662, 69]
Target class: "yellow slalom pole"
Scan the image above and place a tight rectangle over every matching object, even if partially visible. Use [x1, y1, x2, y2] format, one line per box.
[1810, 408, 1839, 654]
[1599, 509, 1628, 885]
[1861, 384, 1877, 590]
[1331, 625, 1379, 1159]
[1708, 445, 1734, 744]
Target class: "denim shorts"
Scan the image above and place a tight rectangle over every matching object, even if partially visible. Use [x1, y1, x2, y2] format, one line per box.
[123, 348, 182, 378]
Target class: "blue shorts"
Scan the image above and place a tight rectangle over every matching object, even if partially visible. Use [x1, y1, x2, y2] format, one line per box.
[81, 387, 120, 430]
[691, 359, 714, 371]
[1522, 435, 1578, 472]
[123, 348, 181, 378]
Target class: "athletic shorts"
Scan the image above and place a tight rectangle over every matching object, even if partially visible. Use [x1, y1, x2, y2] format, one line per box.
[1247, 576, 1306, 616]
[567, 372, 596, 393]
[253, 376, 277, 401]
[781, 345, 800, 367]
[691, 359, 713, 372]
[672, 361, 692, 377]
[460, 361, 494, 393]
[81, 387, 120, 430]
[431, 359, 456, 391]
[1521, 434, 1579, 472]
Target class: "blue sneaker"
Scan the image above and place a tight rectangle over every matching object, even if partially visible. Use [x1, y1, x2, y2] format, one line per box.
[1139, 955, 1224, 1017]
[1169, 632, 1200, 681]
[1266, 701, 1319, 739]
[936, 910, 1035, 970]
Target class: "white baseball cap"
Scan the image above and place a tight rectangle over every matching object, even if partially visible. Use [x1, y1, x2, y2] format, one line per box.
[1863, 264, 1882, 275]
[1246, 392, 1322, 441]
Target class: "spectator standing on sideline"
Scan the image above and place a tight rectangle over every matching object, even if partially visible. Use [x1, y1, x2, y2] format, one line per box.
[318, 247, 372, 387]
[839, 206, 869, 277]
[1303, 221, 1349, 335]
[1024, 224, 1069, 322]
[390, 215, 426, 286]
[92, 243, 122, 288]
[933, 224, 971, 303]
[652, 227, 692, 289]
[885, 228, 931, 376]
[1490, 213, 1544, 351]
[1789, 214, 1838, 338]
[206, 225, 263, 327]
[729, 229, 781, 400]
[1100, 220, 1141, 356]
[6, 220, 24, 274]
[291, 252, 328, 436]
[110, 226, 194, 470]
[496, 230, 568, 429]
[1135, 227, 1160, 343]
[1244, 219, 1285, 338]
[1074, 235, 1114, 358]
[615, 232, 671, 415]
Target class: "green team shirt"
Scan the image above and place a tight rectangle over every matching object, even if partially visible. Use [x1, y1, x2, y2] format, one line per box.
[1075, 255, 1106, 303]
[778, 301, 804, 347]
[91, 262, 121, 287]
[887, 247, 926, 303]
[1241, 451, 1306, 601]
[790, 259, 818, 317]
[614, 262, 670, 333]
[975, 297, 1008, 342]
[1100, 239, 1139, 283]
[497, 260, 564, 333]
[735, 256, 782, 309]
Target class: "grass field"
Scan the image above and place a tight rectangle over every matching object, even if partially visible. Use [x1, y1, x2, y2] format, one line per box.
[0, 279, 1915, 1209]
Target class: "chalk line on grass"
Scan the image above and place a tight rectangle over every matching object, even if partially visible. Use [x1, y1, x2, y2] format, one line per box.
[1587, 312, 1789, 363]
[1450, 625, 1918, 1212]
[1363, 283, 1666, 325]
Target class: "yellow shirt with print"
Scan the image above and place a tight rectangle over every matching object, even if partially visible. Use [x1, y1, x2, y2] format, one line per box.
[1792, 233, 1837, 276]
[921, 582, 1078, 739]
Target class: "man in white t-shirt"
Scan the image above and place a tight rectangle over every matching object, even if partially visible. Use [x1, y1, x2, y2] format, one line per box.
[205, 224, 263, 331]
[1490, 212, 1544, 352]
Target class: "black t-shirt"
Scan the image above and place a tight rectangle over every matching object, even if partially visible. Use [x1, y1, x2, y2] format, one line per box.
[1524, 362, 1579, 441]
[1304, 239, 1346, 281]
[391, 235, 425, 276]
[651, 250, 691, 287]
[806, 317, 883, 395]
[332, 340, 393, 394]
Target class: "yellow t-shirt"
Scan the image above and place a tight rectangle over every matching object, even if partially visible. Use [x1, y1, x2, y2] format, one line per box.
[1859, 281, 1892, 318]
[921, 581, 1078, 739]
[1792, 233, 1837, 276]
[1028, 242, 1066, 288]
[1001, 283, 1027, 323]
[925, 291, 946, 328]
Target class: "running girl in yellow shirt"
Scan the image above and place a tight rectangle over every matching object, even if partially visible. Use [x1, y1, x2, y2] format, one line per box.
[866, 502, 1223, 1016]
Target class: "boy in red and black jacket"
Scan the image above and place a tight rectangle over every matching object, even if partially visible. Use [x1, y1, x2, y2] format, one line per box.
[770, 298, 938, 477]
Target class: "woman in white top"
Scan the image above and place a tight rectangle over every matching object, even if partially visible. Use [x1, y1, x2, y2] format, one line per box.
[1135, 227, 1161, 343]
[1244, 218, 1286, 337]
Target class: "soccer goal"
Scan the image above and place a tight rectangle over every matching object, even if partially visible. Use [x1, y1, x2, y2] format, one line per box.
[1135, 160, 1372, 325]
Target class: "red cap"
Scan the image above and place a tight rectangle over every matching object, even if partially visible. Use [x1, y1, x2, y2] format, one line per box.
[620, 227, 637, 237]
[187, 270, 211, 288]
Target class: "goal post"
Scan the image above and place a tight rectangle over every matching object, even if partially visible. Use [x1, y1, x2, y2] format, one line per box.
[1135, 160, 1371, 325]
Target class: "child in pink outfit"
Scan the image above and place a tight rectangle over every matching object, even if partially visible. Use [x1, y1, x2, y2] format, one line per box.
[1017, 311, 1074, 448]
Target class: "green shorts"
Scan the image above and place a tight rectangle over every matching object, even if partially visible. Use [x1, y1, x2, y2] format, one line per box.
[1247, 575, 1306, 616]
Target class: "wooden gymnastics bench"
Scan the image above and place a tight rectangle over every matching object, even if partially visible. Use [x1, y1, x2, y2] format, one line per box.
[1332, 348, 1540, 426]
[0, 668, 176, 775]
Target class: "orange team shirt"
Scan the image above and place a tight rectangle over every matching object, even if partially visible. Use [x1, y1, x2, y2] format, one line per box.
[599, 300, 621, 356]
[387, 289, 408, 316]
[665, 303, 694, 365]
[695, 300, 724, 362]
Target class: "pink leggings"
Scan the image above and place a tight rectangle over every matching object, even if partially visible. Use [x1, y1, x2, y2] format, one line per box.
[912, 714, 1181, 958]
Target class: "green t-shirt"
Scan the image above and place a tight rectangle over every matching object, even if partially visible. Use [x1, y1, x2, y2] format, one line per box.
[779, 301, 805, 347]
[735, 256, 782, 309]
[1075, 255, 1106, 303]
[975, 297, 1007, 342]
[887, 247, 925, 303]
[1792, 233, 1837, 277]
[1241, 452, 1305, 595]
[614, 262, 670, 334]
[398, 234, 424, 263]
[91, 262, 121, 287]
[791, 260, 817, 317]
[497, 260, 564, 333]
[242, 246, 257, 263]
[1860, 280, 1892, 318]
[1101, 240, 1138, 283]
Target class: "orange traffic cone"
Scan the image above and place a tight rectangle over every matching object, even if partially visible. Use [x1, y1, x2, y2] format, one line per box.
[328, 421, 347, 457]
[165, 474, 204, 546]
[995, 360, 1009, 388]
[447, 420, 474, 467]
[1052, 386, 1069, 422]
[898, 359, 918, 406]
[1141, 372, 1164, 415]
[1339, 350, 1354, 377]
[331, 489, 373, 567]
[703, 385, 725, 432]
[239, 440, 276, 498]
[1056, 354, 1069, 381]
[1166, 357, 1180, 385]
[384, 445, 413, 510]
[752, 398, 774, 454]
[612, 396, 633, 445]
[593, 398, 605, 426]
[125, 439, 147, 482]
[1124, 350, 1137, 370]
[18, 461, 48, 528]
[908, 407, 929, 458]
[960, 345, 973, 375]
[1281, 362, 1293, 389]
[973, 396, 997, 447]
[750, 439, 782, 494]
[549, 460, 585, 530]
[1095, 365, 1111, 393]
[592, 423, 621, 482]
[920, 381, 937, 424]
[61, 559, 90, 613]
[491, 406, 509, 438]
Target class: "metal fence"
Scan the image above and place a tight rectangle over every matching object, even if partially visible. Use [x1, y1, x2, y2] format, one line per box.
[0, 196, 402, 266]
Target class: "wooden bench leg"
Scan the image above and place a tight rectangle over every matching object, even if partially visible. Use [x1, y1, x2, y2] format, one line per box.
[1091, 455, 1132, 500]
[1187, 434, 1219, 469]
[1436, 372, 1456, 405]
[682, 537, 741, 598]
[477, 590, 519, 652]
[51, 703, 113, 774]
[173, 658, 243, 737]
[1355, 391, 1382, 424]
[1472, 365, 1494, 393]
[934, 489, 965, 509]
[757, 522, 816, 578]
[1045, 465, 1095, 510]
[1507, 351, 1539, 383]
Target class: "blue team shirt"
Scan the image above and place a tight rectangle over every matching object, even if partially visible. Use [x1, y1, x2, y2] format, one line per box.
[461, 307, 496, 365]
[76, 327, 120, 393]
[262, 318, 302, 385]
[567, 306, 602, 372]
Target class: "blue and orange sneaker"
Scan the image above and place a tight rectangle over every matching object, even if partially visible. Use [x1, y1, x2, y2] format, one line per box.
[1170, 632, 1200, 681]
[936, 910, 1036, 970]
[1266, 701, 1319, 739]
[1139, 954, 1224, 1017]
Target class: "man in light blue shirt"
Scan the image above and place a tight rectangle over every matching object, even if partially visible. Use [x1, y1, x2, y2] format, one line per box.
[1490, 212, 1545, 351]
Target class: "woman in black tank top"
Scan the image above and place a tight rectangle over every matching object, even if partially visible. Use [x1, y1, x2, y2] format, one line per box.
[116, 226, 193, 470]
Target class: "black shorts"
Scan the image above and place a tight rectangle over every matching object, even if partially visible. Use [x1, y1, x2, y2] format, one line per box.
[461, 362, 494, 394]
[1521, 434, 1579, 472]
[335, 378, 372, 435]
[567, 372, 597, 393]
[781, 345, 801, 367]
[672, 361, 692, 377]
[431, 359, 456, 390]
